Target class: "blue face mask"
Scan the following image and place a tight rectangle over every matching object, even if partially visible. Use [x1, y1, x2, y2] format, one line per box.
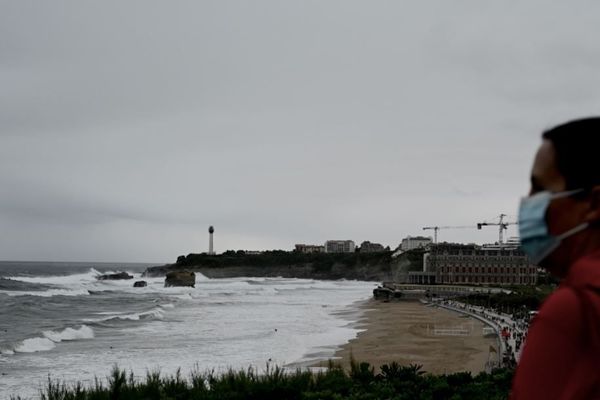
[518, 189, 588, 265]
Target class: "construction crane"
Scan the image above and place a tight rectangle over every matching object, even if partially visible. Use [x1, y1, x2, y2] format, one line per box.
[422, 225, 476, 244]
[477, 214, 518, 244]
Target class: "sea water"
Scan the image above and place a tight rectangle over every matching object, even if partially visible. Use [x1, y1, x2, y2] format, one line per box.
[0, 262, 376, 399]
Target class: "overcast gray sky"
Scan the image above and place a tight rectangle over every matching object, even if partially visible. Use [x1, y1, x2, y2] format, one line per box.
[2, 1, 600, 263]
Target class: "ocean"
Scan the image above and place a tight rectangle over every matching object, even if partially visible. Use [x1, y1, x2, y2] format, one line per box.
[0, 262, 376, 399]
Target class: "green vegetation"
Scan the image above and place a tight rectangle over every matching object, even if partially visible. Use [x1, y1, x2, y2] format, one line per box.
[458, 284, 557, 313]
[144, 250, 399, 280]
[16, 362, 513, 400]
[175, 250, 393, 269]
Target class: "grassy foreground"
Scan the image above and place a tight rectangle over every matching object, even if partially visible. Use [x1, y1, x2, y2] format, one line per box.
[15, 361, 513, 400]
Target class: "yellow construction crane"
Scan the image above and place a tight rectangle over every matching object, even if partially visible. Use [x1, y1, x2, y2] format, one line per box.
[422, 225, 476, 244]
[477, 214, 518, 244]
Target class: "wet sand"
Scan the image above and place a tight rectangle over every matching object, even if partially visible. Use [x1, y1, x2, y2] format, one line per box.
[310, 300, 498, 375]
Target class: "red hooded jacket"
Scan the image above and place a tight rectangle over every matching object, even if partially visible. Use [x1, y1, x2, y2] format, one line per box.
[511, 253, 600, 399]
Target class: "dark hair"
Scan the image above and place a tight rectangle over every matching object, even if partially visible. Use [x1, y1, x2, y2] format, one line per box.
[542, 117, 600, 190]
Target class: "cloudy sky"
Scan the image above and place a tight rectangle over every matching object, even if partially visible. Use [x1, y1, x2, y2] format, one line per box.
[2, 1, 600, 263]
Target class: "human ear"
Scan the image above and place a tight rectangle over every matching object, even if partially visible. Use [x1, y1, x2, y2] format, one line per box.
[584, 186, 600, 224]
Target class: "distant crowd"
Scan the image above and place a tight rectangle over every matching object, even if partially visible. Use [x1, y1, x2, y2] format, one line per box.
[435, 299, 533, 369]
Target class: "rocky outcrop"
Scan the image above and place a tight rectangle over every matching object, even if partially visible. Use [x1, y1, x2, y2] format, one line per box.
[373, 286, 405, 301]
[165, 271, 195, 287]
[97, 272, 133, 280]
[133, 281, 147, 287]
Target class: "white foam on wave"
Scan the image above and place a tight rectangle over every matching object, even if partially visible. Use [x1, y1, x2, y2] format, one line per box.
[12, 325, 95, 354]
[96, 311, 128, 315]
[6, 268, 101, 285]
[14, 337, 57, 353]
[85, 306, 166, 323]
[201, 280, 252, 289]
[43, 325, 95, 342]
[170, 292, 193, 300]
[125, 307, 165, 321]
[0, 288, 90, 297]
[195, 272, 210, 281]
[0, 268, 101, 297]
[1, 267, 161, 297]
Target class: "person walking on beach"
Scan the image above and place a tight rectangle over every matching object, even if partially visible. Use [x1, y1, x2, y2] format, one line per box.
[512, 118, 600, 399]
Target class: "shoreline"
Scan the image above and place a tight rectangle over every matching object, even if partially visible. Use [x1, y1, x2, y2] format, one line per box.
[294, 299, 498, 375]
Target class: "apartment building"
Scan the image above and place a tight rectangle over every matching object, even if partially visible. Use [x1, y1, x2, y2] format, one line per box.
[324, 240, 356, 253]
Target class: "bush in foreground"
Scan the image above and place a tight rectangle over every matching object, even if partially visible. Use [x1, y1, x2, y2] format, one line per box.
[13, 361, 513, 400]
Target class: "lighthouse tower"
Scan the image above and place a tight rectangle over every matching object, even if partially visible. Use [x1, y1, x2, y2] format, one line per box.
[208, 226, 215, 255]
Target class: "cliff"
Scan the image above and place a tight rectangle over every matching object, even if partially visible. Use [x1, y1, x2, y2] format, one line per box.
[143, 250, 420, 281]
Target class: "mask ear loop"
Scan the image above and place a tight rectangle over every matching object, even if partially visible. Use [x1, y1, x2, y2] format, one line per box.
[556, 222, 590, 241]
[550, 188, 585, 200]
[553, 188, 592, 239]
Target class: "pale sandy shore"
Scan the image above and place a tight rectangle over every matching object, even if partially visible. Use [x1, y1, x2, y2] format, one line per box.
[307, 299, 497, 375]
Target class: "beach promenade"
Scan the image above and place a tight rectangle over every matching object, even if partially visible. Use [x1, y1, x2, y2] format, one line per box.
[433, 300, 530, 368]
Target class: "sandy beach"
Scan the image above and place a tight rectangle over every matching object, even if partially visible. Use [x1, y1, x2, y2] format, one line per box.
[311, 299, 498, 375]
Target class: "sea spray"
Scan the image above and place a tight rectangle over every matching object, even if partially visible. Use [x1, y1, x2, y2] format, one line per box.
[14, 337, 56, 353]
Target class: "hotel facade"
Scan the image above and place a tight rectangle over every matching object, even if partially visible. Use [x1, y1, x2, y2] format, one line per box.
[409, 243, 537, 286]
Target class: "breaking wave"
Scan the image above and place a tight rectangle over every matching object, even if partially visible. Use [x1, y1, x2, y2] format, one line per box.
[106, 307, 165, 322]
[5, 268, 102, 285]
[14, 337, 57, 353]
[8, 325, 95, 354]
[43, 325, 95, 342]
[85, 306, 168, 324]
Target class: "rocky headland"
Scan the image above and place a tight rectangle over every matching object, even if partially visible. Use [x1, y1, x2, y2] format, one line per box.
[143, 250, 426, 281]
